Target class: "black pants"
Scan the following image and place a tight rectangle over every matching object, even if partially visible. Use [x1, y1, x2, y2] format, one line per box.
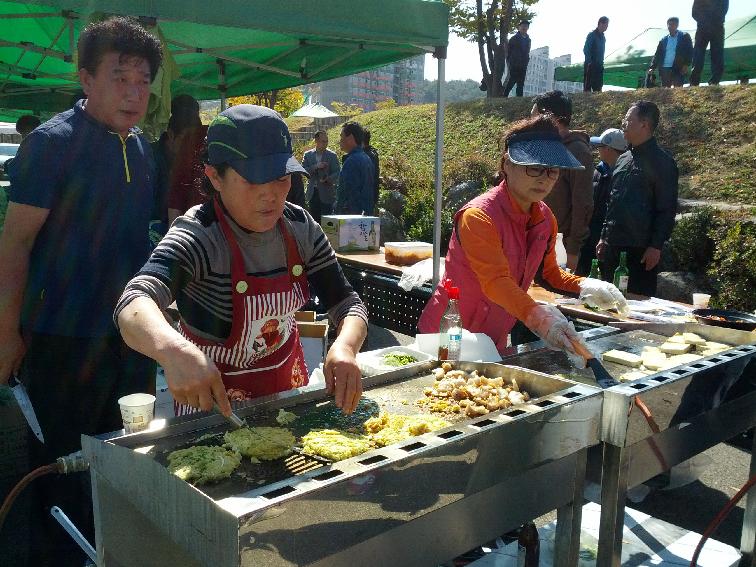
[21, 333, 155, 567]
[601, 245, 659, 297]
[503, 66, 527, 97]
[660, 67, 685, 87]
[575, 232, 601, 277]
[583, 63, 604, 92]
[690, 23, 725, 86]
[308, 191, 333, 224]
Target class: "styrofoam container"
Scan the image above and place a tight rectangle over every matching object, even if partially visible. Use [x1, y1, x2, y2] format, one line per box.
[356, 346, 433, 376]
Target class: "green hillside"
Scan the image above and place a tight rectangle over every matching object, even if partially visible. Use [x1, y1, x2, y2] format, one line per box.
[343, 85, 756, 205]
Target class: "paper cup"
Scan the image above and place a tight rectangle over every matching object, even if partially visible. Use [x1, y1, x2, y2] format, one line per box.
[692, 293, 711, 309]
[118, 393, 156, 434]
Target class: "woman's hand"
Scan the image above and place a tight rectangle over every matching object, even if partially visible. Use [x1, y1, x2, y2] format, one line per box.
[160, 339, 231, 415]
[323, 340, 363, 415]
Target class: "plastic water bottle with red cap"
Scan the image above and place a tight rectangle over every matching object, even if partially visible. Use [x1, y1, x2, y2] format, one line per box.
[438, 282, 462, 361]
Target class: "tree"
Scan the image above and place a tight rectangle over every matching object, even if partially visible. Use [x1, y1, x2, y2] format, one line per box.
[228, 87, 304, 117]
[375, 98, 398, 110]
[330, 101, 364, 116]
[445, 0, 539, 98]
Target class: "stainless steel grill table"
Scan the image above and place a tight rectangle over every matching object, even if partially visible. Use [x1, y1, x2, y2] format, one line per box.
[82, 361, 602, 567]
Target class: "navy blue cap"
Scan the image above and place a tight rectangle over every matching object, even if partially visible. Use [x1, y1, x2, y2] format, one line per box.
[206, 104, 307, 184]
[507, 131, 585, 170]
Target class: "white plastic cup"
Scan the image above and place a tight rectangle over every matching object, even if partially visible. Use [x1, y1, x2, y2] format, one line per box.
[692, 293, 711, 309]
[118, 393, 156, 434]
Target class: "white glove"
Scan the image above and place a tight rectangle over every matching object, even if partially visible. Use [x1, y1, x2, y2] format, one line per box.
[579, 278, 629, 316]
[524, 305, 583, 355]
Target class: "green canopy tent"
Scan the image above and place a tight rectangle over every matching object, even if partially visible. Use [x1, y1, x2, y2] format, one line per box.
[0, 0, 450, 282]
[555, 14, 756, 88]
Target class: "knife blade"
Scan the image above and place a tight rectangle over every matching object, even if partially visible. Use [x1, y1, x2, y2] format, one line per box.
[9, 374, 45, 443]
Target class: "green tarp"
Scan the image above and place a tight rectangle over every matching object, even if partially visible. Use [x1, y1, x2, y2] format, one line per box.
[0, 0, 448, 122]
[555, 15, 755, 88]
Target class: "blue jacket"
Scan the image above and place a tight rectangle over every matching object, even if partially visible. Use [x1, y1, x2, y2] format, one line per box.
[583, 29, 606, 67]
[650, 32, 694, 72]
[302, 147, 340, 204]
[507, 32, 531, 69]
[334, 147, 374, 215]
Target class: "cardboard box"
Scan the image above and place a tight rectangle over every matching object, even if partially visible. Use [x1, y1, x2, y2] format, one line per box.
[296, 311, 329, 375]
[320, 215, 380, 252]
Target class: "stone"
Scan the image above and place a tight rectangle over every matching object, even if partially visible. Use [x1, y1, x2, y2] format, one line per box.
[444, 180, 484, 214]
[379, 190, 406, 219]
[656, 271, 713, 303]
[378, 209, 405, 245]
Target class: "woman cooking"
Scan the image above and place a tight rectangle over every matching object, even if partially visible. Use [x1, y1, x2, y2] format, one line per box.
[419, 114, 627, 357]
[116, 105, 367, 416]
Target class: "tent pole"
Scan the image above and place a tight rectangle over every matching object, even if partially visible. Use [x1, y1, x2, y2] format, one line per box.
[432, 56, 445, 287]
[218, 59, 227, 110]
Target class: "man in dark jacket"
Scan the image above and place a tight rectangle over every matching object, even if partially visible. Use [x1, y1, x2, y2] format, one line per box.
[503, 20, 531, 97]
[531, 91, 594, 271]
[649, 17, 694, 87]
[690, 0, 729, 86]
[597, 101, 678, 296]
[583, 16, 609, 92]
[576, 128, 627, 277]
[363, 129, 380, 214]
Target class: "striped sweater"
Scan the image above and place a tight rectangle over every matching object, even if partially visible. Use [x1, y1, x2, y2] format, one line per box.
[115, 201, 367, 342]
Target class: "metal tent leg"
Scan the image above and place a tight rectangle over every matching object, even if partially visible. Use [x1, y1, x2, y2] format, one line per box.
[554, 448, 587, 567]
[596, 443, 629, 567]
[741, 432, 756, 566]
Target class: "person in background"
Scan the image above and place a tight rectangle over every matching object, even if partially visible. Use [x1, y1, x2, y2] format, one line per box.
[690, 0, 729, 86]
[116, 105, 367, 416]
[597, 101, 678, 296]
[575, 128, 627, 276]
[419, 115, 626, 355]
[287, 172, 306, 208]
[531, 91, 594, 272]
[583, 16, 609, 92]
[363, 129, 380, 214]
[0, 17, 162, 565]
[503, 20, 532, 98]
[334, 121, 374, 215]
[166, 94, 208, 224]
[302, 130, 340, 223]
[649, 17, 694, 88]
[15, 115, 41, 139]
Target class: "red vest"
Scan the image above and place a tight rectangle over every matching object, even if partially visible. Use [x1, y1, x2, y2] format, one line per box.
[418, 181, 554, 353]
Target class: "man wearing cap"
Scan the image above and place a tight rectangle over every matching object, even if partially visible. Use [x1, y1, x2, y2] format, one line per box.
[116, 104, 368, 417]
[597, 101, 678, 296]
[576, 129, 627, 276]
[334, 121, 374, 215]
[649, 17, 693, 88]
[503, 20, 531, 98]
[583, 16, 609, 92]
[419, 115, 627, 357]
[531, 91, 595, 272]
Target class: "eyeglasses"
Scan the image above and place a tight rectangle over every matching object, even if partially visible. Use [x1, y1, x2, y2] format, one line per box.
[525, 165, 560, 179]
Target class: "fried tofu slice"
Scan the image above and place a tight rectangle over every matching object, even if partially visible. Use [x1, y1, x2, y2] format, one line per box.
[602, 350, 643, 367]
[660, 342, 692, 355]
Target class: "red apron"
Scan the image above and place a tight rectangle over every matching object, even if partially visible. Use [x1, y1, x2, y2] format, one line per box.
[175, 199, 310, 415]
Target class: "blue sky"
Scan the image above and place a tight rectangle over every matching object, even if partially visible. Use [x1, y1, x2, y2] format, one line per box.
[425, 0, 753, 81]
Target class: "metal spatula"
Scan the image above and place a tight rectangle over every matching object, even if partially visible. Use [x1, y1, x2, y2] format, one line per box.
[570, 340, 619, 389]
[213, 403, 246, 429]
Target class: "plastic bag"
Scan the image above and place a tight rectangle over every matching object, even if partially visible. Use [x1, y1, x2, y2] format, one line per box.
[398, 258, 443, 291]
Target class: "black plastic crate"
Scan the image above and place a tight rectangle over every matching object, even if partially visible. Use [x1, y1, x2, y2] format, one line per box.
[362, 273, 433, 336]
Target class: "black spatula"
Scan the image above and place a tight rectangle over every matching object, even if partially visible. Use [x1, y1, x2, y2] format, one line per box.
[570, 340, 619, 389]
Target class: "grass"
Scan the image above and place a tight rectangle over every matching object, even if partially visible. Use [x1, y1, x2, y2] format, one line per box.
[330, 85, 756, 206]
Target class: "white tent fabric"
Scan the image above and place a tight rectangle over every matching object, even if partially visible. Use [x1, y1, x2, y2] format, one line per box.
[291, 102, 338, 118]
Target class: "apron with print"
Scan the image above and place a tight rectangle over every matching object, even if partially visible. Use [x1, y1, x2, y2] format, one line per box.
[175, 199, 310, 415]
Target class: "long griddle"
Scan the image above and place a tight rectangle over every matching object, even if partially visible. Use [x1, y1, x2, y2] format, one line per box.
[82, 361, 602, 567]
